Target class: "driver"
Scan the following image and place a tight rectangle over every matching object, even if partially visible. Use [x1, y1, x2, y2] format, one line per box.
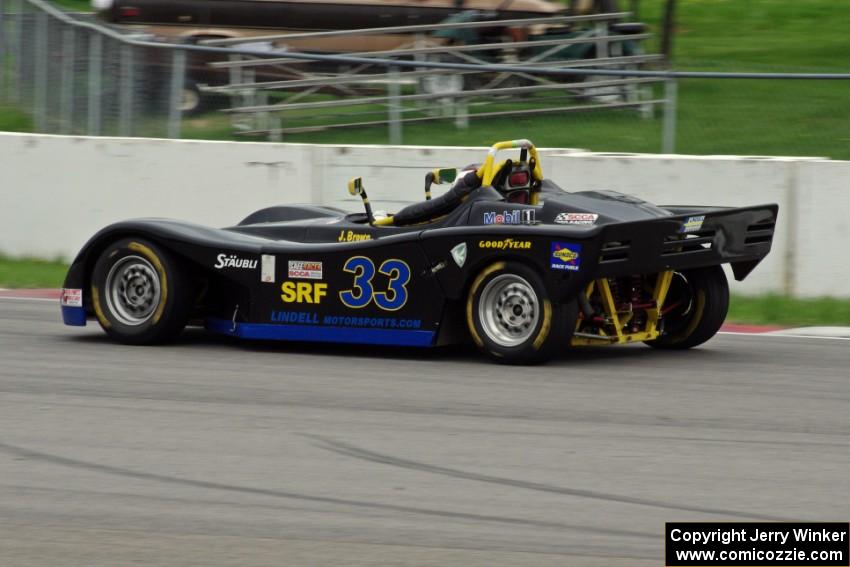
[495, 159, 536, 204]
[390, 160, 534, 227]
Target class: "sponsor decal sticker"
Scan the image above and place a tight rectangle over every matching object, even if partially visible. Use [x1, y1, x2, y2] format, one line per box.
[337, 230, 372, 242]
[554, 212, 598, 225]
[215, 253, 258, 270]
[450, 243, 467, 268]
[483, 209, 536, 225]
[288, 260, 323, 280]
[281, 281, 328, 304]
[681, 215, 706, 233]
[550, 242, 582, 271]
[269, 311, 422, 330]
[478, 239, 532, 250]
[261, 254, 276, 283]
[270, 311, 319, 325]
[340, 257, 411, 311]
[60, 288, 83, 307]
[323, 315, 422, 329]
[271, 310, 320, 324]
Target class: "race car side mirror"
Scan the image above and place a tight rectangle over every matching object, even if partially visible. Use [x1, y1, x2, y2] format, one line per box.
[348, 177, 363, 196]
[348, 177, 376, 225]
[425, 168, 457, 200]
[436, 168, 457, 184]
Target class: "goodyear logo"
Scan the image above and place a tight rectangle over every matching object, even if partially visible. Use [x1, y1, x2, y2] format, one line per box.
[550, 242, 581, 272]
[478, 239, 532, 250]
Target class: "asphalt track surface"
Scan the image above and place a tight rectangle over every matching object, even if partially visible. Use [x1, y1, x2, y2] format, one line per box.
[1, 298, 849, 566]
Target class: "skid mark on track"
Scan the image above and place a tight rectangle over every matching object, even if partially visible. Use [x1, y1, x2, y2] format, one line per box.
[0, 440, 652, 539]
[307, 435, 795, 522]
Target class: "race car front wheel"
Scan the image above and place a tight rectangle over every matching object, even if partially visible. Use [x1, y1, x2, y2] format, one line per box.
[90, 238, 193, 345]
[646, 265, 729, 350]
[467, 262, 575, 364]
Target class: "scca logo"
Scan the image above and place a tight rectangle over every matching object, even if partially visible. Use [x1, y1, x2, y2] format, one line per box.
[281, 281, 328, 304]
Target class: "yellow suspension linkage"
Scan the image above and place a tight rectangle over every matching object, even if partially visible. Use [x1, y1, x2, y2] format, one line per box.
[570, 271, 675, 347]
[646, 270, 675, 336]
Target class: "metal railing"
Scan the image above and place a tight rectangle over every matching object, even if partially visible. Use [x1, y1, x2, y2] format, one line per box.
[0, 0, 663, 141]
[201, 12, 634, 46]
[1, 0, 849, 156]
[0, 0, 191, 137]
[200, 11, 659, 143]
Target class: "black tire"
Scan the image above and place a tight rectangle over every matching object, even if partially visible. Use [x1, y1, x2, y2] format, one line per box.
[466, 261, 577, 364]
[646, 265, 729, 350]
[90, 238, 193, 345]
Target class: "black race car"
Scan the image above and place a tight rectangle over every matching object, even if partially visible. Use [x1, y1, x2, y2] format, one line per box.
[61, 140, 778, 364]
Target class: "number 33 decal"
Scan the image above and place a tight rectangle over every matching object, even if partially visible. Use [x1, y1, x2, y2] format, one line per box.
[340, 256, 411, 311]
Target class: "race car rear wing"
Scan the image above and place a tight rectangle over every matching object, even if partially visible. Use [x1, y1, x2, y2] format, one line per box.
[588, 204, 778, 281]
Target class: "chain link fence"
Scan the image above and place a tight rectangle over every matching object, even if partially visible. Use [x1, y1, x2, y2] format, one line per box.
[0, 0, 181, 138]
[1, 0, 849, 160]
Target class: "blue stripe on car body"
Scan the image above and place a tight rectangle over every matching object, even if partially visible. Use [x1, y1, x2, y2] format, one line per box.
[205, 318, 435, 347]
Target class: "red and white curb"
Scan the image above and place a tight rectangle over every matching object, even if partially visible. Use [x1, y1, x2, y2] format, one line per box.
[762, 327, 850, 339]
[718, 322, 850, 339]
[720, 323, 786, 334]
[2, 289, 849, 339]
[0, 288, 60, 301]
[719, 324, 850, 340]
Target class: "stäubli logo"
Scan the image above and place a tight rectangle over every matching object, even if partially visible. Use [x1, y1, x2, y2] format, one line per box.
[214, 254, 258, 270]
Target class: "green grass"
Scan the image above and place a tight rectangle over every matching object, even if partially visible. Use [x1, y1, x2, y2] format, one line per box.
[644, 0, 850, 71]
[729, 295, 850, 327]
[0, 104, 34, 132]
[638, 0, 850, 158]
[0, 255, 68, 289]
[1, 257, 848, 327]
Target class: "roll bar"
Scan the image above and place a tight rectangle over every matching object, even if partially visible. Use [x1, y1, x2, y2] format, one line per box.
[475, 139, 543, 187]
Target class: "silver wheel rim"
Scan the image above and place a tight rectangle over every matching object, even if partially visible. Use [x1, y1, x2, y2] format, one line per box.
[478, 274, 539, 347]
[104, 255, 161, 326]
[670, 272, 695, 316]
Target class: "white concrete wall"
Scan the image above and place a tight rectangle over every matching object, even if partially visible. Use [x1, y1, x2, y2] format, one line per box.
[547, 153, 850, 298]
[1, 132, 847, 297]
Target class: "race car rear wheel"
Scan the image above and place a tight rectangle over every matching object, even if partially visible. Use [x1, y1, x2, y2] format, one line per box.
[90, 238, 193, 345]
[646, 265, 729, 350]
[467, 261, 575, 364]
